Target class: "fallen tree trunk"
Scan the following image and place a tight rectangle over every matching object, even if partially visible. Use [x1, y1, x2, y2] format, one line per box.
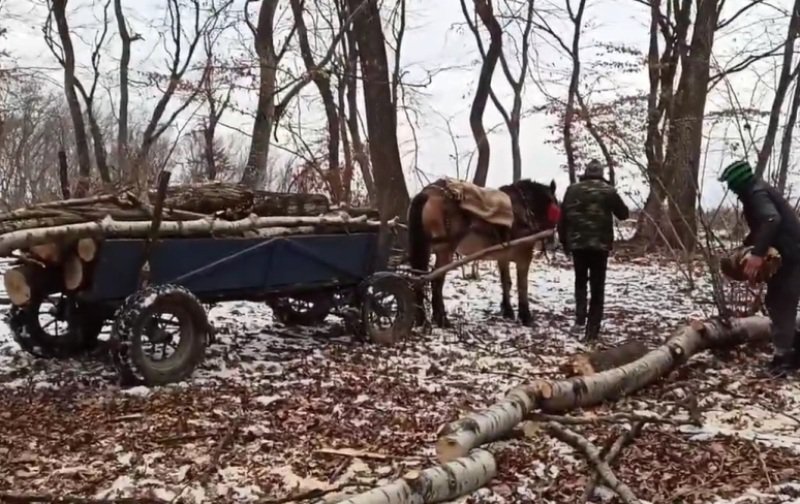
[0, 214, 391, 257]
[435, 316, 771, 462]
[560, 341, 650, 377]
[337, 449, 496, 504]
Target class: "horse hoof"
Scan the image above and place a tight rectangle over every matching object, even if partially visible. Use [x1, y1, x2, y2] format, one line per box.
[501, 306, 515, 320]
[519, 312, 534, 327]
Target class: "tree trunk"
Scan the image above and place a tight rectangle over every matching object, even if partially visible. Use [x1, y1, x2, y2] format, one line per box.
[52, 0, 92, 196]
[663, 0, 719, 251]
[290, 0, 343, 203]
[633, 0, 687, 245]
[241, 1, 279, 190]
[338, 450, 495, 504]
[778, 71, 800, 194]
[469, 0, 503, 188]
[114, 0, 131, 176]
[435, 316, 770, 462]
[346, 0, 409, 220]
[755, 0, 800, 178]
[204, 124, 217, 180]
[344, 23, 376, 204]
[563, 0, 587, 185]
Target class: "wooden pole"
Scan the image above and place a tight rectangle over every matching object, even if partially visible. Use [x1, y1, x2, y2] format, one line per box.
[138, 170, 171, 288]
[417, 229, 555, 284]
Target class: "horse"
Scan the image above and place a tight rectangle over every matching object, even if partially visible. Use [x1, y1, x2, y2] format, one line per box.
[407, 178, 561, 328]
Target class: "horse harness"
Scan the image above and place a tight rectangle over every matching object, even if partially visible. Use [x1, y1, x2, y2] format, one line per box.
[425, 180, 541, 245]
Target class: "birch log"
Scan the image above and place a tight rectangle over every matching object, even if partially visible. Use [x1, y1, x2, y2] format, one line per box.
[435, 316, 772, 462]
[338, 449, 496, 504]
[0, 214, 386, 256]
[76, 237, 97, 262]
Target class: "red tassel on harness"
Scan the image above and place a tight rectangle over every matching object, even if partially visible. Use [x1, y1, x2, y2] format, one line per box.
[547, 203, 561, 225]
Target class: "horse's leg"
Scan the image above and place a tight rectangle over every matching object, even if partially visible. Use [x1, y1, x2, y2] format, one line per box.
[431, 250, 453, 328]
[515, 246, 534, 327]
[498, 259, 514, 319]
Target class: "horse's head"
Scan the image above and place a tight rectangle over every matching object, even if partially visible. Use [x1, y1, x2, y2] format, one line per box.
[516, 179, 561, 230]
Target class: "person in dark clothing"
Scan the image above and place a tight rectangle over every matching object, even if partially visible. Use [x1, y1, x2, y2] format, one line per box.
[558, 160, 630, 340]
[718, 160, 800, 376]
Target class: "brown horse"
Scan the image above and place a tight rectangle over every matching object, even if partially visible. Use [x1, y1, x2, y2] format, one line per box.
[407, 178, 561, 327]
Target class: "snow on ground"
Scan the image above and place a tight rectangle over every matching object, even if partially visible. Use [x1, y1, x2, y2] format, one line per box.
[0, 251, 799, 503]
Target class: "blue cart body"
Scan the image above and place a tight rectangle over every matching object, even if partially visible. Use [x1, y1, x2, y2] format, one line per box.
[78, 231, 388, 304]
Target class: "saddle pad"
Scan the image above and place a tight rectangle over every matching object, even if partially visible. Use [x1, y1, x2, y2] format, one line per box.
[443, 178, 514, 228]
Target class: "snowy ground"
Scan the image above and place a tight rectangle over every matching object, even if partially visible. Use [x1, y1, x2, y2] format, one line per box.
[0, 249, 799, 503]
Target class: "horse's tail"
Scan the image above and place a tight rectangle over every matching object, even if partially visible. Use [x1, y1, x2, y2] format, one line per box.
[407, 191, 430, 273]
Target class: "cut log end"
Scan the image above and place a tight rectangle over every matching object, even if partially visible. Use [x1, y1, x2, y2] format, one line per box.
[4, 266, 33, 306]
[4, 264, 50, 306]
[76, 237, 98, 262]
[63, 254, 84, 291]
[561, 341, 650, 378]
[525, 380, 554, 400]
[29, 243, 61, 264]
[436, 437, 468, 464]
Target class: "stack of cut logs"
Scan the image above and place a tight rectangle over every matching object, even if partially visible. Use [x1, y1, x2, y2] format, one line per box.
[1, 182, 382, 306]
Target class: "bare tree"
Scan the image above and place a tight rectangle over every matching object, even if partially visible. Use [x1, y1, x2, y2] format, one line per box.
[663, 0, 720, 250]
[45, 0, 114, 184]
[755, 0, 800, 178]
[113, 0, 139, 175]
[346, 0, 409, 219]
[289, 0, 343, 202]
[131, 0, 226, 182]
[561, 0, 587, 184]
[338, 0, 376, 203]
[460, 0, 534, 183]
[46, 0, 92, 196]
[777, 68, 800, 193]
[468, 0, 503, 187]
[198, 20, 235, 180]
[241, 0, 282, 189]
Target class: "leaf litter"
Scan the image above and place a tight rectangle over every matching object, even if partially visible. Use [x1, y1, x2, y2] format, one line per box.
[0, 250, 798, 503]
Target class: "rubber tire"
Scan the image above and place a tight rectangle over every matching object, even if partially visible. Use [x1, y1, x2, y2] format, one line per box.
[6, 296, 105, 359]
[268, 292, 334, 326]
[361, 273, 415, 345]
[110, 284, 208, 386]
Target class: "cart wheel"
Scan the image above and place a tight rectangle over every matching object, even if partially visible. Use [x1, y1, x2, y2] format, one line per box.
[5, 294, 105, 358]
[361, 273, 415, 345]
[110, 284, 209, 386]
[268, 292, 334, 326]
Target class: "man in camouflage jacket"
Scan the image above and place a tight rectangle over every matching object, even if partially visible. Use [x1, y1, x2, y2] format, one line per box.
[557, 160, 630, 340]
[719, 160, 800, 376]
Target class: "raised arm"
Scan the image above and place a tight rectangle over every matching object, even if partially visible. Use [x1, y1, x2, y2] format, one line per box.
[748, 189, 781, 257]
[610, 190, 630, 220]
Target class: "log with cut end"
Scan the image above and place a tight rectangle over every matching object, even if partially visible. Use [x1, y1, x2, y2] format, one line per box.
[63, 254, 84, 291]
[560, 341, 650, 377]
[29, 243, 62, 264]
[76, 238, 97, 262]
[435, 316, 772, 462]
[337, 449, 496, 504]
[4, 264, 45, 306]
[0, 213, 386, 257]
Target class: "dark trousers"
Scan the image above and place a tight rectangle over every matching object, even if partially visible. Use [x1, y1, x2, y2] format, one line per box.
[765, 260, 800, 355]
[572, 249, 609, 335]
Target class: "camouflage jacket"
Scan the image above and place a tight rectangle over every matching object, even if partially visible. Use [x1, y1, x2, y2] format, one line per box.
[557, 177, 629, 252]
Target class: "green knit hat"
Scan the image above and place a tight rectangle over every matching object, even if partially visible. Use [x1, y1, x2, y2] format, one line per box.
[718, 160, 754, 190]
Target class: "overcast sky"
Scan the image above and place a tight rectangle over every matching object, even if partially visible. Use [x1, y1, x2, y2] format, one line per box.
[2, 0, 794, 208]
